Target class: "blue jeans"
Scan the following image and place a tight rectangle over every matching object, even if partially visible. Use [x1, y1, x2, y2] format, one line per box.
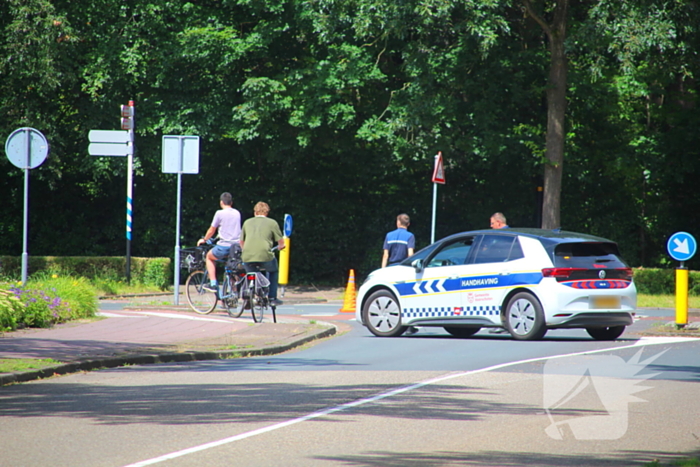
[243, 258, 279, 300]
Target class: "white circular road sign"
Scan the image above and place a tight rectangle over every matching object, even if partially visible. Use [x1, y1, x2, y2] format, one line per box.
[5, 127, 49, 169]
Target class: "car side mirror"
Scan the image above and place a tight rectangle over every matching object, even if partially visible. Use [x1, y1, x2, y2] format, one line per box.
[412, 258, 423, 273]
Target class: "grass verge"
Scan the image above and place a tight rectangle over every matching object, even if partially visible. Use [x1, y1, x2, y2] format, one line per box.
[637, 294, 700, 309]
[644, 458, 700, 466]
[0, 358, 62, 373]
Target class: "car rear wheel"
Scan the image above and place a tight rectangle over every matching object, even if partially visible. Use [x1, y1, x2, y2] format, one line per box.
[586, 325, 625, 340]
[504, 292, 547, 340]
[362, 290, 406, 337]
[444, 327, 481, 338]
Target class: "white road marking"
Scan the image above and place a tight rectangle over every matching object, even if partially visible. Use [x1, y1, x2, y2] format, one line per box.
[101, 311, 237, 324]
[96, 312, 146, 318]
[122, 336, 698, 467]
[288, 303, 343, 307]
[137, 312, 236, 323]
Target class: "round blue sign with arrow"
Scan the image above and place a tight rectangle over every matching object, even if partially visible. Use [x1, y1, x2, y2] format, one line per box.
[667, 232, 697, 262]
[283, 214, 293, 237]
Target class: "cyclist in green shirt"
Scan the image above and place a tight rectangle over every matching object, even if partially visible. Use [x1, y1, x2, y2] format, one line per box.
[240, 201, 286, 306]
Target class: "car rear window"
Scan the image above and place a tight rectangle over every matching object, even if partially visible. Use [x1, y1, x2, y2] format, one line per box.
[553, 242, 628, 268]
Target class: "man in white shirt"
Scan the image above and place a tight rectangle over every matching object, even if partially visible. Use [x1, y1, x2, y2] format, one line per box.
[197, 192, 241, 292]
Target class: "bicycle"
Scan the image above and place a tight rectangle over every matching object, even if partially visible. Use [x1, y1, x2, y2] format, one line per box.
[236, 246, 280, 323]
[181, 243, 246, 317]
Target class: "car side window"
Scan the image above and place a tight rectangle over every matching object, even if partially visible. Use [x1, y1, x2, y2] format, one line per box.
[427, 237, 475, 268]
[509, 237, 524, 260]
[473, 235, 520, 264]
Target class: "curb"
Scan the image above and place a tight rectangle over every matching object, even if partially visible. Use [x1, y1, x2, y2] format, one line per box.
[0, 324, 336, 386]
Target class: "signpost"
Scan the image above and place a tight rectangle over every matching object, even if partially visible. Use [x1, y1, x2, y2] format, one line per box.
[667, 231, 697, 327]
[163, 135, 200, 305]
[88, 130, 132, 156]
[5, 128, 50, 284]
[278, 214, 293, 296]
[430, 151, 445, 244]
[88, 101, 135, 282]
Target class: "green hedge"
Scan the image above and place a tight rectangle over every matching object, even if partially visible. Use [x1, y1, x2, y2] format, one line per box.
[0, 258, 693, 296]
[0, 256, 172, 290]
[633, 267, 700, 295]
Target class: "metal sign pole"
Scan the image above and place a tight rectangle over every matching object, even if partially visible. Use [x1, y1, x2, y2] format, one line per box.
[431, 182, 437, 244]
[5, 127, 49, 285]
[125, 100, 135, 283]
[430, 152, 444, 244]
[21, 130, 31, 284]
[162, 134, 200, 305]
[174, 170, 183, 305]
[173, 137, 184, 305]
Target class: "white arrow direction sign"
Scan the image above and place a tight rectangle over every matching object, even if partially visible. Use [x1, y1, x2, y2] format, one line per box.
[89, 130, 130, 143]
[667, 231, 697, 262]
[673, 238, 690, 255]
[88, 130, 132, 156]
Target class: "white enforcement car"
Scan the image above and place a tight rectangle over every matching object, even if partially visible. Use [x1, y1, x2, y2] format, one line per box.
[356, 228, 637, 340]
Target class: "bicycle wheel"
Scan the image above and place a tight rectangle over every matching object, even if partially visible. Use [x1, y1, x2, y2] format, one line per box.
[252, 293, 266, 323]
[222, 275, 243, 318]
[236, 297, 249, 318]
[185, 270, 217, 314]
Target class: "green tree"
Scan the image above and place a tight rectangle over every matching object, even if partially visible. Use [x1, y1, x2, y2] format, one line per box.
[2, 0, 700, 283]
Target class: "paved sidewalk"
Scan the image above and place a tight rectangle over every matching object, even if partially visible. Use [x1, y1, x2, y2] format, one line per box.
[0, 286, 348, 386]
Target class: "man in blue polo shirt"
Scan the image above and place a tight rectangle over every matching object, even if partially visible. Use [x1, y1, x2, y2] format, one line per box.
[381, 213, 415, 268]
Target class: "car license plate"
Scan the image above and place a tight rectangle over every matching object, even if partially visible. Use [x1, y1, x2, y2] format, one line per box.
[591, 296, 621, 309]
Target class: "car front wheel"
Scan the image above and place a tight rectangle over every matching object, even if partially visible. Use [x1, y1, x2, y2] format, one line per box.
[504, 292, 547, 340]
[586, 325, 625, 340]
[362, 289, 406, 337]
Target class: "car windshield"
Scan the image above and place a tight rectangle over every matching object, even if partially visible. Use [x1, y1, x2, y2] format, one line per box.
[395, 242, 438, 266]
[553, 242, 628, 268]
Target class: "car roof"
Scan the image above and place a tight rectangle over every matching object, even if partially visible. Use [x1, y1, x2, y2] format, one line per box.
[440, 228, 617, 245]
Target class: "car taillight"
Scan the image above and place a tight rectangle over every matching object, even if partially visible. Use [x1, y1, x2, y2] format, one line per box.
[542, 267, 634, 280]
[541, 268, 586, 278]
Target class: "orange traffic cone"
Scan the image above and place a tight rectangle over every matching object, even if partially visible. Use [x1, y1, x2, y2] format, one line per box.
[339, 269, 357, 313]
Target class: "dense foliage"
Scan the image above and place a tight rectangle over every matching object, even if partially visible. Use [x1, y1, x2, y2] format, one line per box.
[1, 0, 699, 284]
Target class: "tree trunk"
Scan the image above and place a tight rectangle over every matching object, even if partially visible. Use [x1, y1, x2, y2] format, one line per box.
[525, 0, 569, 229]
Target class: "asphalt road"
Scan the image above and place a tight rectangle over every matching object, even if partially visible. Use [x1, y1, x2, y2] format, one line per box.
[1, 305, 698, 467]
